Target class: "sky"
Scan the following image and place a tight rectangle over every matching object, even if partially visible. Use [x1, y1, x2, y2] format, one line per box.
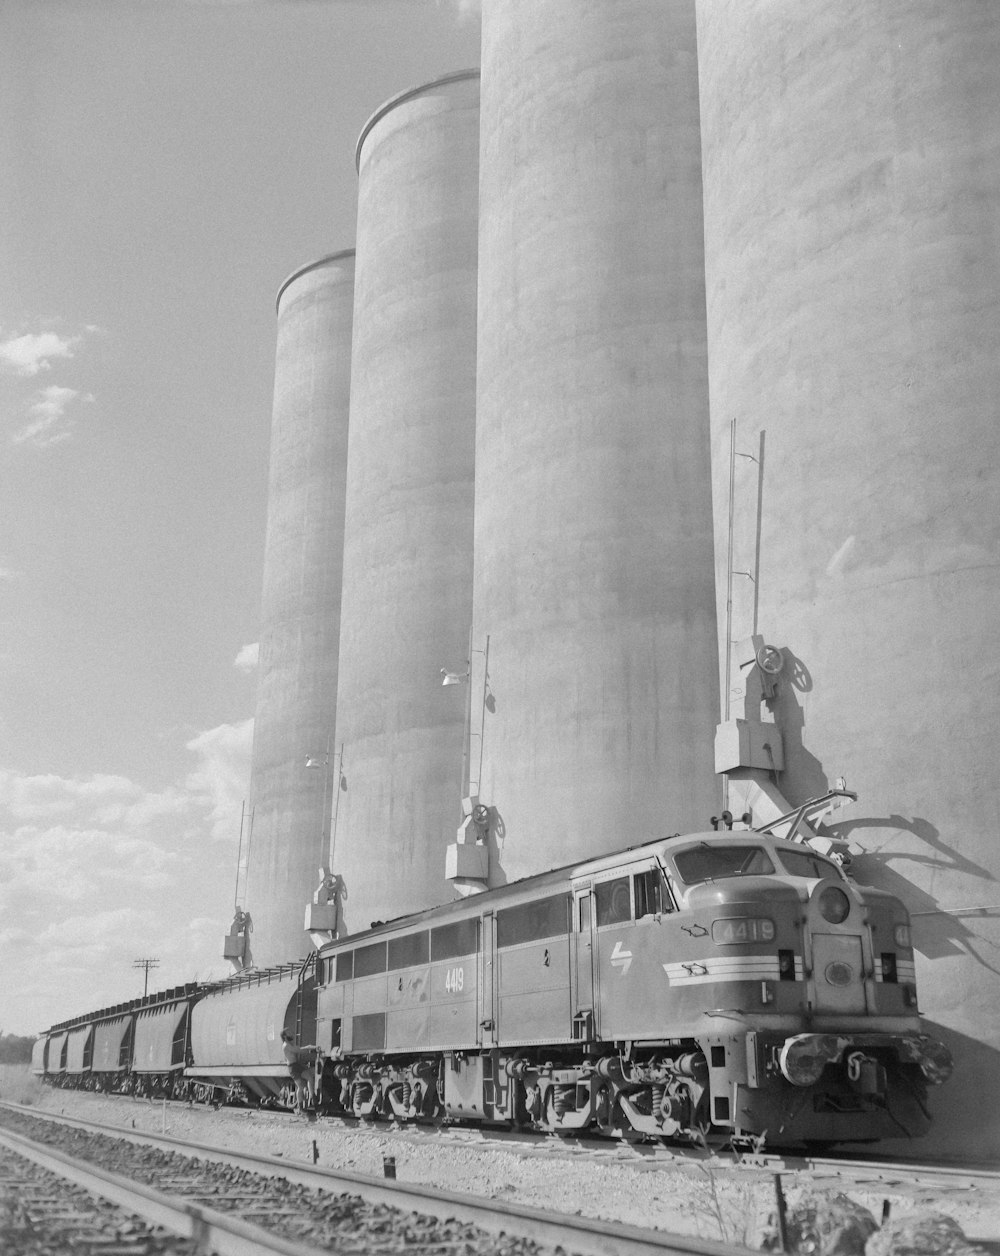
[0, 0, 481, 1036]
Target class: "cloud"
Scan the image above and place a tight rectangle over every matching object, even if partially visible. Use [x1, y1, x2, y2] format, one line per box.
[0, 771, 142, 820]
[12, 385, 94, 448]
[0, 716, 253, 1031]
[185, 717, 254, 841]
[234, 642, 260, 673]
[0, 331, 80, 378]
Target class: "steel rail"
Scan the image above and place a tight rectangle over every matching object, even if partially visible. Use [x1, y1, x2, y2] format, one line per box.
[0, 1103, 756, 1256]
[796, 1151, 1000, 1186]
[0, 1125, 332, 1256]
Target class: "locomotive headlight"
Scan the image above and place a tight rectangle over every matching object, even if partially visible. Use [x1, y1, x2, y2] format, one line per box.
[893, 923, 911, 949]
[711, 917, 775, 944]
[817, 886, 851, 924]
[778, 1034, 843, 1087]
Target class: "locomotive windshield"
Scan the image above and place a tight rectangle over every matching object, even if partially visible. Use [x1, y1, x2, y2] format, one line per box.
[775, 848, 839, 879]
[673, 844, 775, 884]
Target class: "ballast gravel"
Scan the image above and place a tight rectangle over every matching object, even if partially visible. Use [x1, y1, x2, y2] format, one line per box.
[0, 1108, 557, 1256]
[19, 1087, 1000, 1251]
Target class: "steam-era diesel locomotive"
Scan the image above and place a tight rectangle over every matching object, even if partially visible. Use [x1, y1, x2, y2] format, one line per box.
[34, 824, 952, 1149]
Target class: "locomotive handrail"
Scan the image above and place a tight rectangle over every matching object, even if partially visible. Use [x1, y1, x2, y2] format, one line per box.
[752, 789, 858, 840]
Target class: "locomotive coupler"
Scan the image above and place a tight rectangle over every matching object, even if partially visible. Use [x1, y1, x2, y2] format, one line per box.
[844, 1051, 886, 1097]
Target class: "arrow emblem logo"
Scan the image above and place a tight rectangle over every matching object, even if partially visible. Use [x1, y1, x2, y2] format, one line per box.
[610, 940, 633, 975]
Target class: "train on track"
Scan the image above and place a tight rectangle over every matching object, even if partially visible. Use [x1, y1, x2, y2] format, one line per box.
[33, 823, 952, 1149]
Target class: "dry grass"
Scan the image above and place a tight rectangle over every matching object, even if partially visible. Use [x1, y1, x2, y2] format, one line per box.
[692, 1163, 771, 1247]
[0, 1063, 44, 1106]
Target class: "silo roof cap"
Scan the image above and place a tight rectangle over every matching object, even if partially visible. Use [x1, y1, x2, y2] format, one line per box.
[355, 68, 480, 172]
[275, 249, 357, 314]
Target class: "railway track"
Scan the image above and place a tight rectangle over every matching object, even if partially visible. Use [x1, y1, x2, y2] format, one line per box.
[0, 1103, 757, 1256]
[37, 1086, 1000, 1188]
[430, 1113, 1000, 1193]
[23, 1090, 1000, 1205]
[0, 1134, 203, 1256]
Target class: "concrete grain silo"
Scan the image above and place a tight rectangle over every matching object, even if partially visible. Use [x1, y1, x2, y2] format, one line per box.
[471, 0, 719, 883]
[332, 72, 479, 933]
[245, 252, 355, 967]
[696, 1, 1000, 1158]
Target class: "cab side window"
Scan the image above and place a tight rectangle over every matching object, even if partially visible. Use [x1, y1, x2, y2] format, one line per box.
[634, 868, 666, 918]
[595, 877, 631, 927]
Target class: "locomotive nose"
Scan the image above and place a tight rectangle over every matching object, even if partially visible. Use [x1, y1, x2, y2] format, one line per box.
[807, 877, 866, 1015]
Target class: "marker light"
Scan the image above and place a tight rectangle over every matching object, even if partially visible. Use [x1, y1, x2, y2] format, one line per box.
[898, 1034, 953, 1084]
[893, 923, 911, 948]
[915, 1038, 953, 1085]
[711, 917, 776, 944]
[818, 886, 851, 924]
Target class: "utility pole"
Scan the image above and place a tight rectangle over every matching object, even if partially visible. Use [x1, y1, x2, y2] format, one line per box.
[132, 957, 160, 997]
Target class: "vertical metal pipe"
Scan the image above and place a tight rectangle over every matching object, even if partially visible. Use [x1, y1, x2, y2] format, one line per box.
[725, 416, 736, 723]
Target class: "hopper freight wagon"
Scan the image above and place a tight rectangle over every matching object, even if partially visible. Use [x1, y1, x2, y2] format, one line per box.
[32, 969, 317, 1109]
[184, 962, 317, 1107]
[34, 985, 203, 1100]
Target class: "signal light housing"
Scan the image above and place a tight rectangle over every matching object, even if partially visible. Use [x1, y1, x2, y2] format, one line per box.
[818, 885, 851, 924]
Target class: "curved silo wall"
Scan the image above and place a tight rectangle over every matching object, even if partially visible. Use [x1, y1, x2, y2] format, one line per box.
[332, 72, 479, 933]
[473, 0, 719, 883]
[246, 252, 355, 967]
[697, 1, 1000, 1159]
